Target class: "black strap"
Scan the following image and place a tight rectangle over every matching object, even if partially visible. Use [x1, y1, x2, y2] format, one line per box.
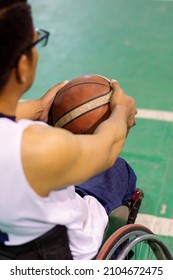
[0, 113, 16, 122]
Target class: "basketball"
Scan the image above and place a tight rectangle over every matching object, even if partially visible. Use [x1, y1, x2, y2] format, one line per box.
[51, 74, 112, 134]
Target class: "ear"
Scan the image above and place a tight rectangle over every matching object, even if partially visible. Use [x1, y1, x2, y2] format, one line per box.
[15, 54, 30, 84]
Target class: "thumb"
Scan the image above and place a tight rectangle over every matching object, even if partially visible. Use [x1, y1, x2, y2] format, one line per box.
[47, 80, 69, 98]
[110, 79, 119, 91]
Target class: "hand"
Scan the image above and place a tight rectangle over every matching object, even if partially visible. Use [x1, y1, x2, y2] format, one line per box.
[109, 80, 137, 129]
[39, 81, 69, 123]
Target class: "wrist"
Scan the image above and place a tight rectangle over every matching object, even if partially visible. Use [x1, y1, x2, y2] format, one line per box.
[94, 104, 128, 139]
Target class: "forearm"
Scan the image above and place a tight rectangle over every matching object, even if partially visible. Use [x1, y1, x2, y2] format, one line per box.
[16, 99, 43, 121]
[94, 105, 128, 164]
[70, 105, 129, 183]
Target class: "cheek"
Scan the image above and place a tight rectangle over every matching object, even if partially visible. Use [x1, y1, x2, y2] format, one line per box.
[31, 48, 38, 76]
[27, 48, 38, 87]
[33, 48, 38, 69]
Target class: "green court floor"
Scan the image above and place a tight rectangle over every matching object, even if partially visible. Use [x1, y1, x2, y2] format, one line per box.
[28, 0, 173, 255]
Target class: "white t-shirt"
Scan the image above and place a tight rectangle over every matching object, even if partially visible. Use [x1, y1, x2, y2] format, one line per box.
[0, 118, 108, 260]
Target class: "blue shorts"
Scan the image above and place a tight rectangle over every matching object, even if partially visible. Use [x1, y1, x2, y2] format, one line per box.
[75, 157, 137, 215]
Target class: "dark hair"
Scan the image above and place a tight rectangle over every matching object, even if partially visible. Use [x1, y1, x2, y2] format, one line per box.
[0, 1, 34, 90]
[0, 0, 27, 9]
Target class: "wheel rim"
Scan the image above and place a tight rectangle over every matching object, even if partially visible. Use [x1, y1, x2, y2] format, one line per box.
[116, 234, 172, 260]
[96, 224, 173, 260]
[104, 230, 148, 259]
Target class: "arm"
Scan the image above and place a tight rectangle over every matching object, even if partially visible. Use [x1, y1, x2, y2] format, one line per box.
[21, 81, 137, 197]
[16, 81, 68, 122]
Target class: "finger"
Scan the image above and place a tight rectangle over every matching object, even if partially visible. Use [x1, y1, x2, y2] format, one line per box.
[128, 115, 137, 128]
[133, 118, 137, 126]
[51, 80, 69, 94]
[44, 81, 69, 102]
[109, 79, 119, 90]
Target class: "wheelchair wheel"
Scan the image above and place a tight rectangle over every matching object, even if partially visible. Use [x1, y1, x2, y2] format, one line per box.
[96, 224, 173, 260]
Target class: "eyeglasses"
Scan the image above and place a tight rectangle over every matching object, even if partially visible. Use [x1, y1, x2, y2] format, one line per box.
[24, 28, 50, 52]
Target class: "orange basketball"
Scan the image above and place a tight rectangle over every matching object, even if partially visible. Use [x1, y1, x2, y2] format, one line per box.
[51, 74, 112, 134]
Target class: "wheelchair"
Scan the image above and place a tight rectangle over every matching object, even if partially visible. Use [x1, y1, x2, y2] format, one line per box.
[0, 189, 172, 260]
[96, 189, 173, 260]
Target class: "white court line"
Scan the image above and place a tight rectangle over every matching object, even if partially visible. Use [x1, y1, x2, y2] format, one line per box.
[136, 214, 173, 237]
[137, 108, 173, 122]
